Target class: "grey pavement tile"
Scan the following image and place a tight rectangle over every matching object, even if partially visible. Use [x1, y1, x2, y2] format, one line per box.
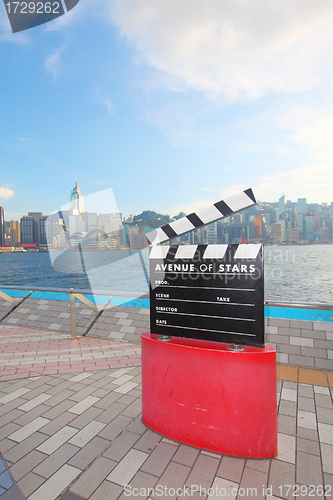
[239, 467, 268, 500]
[107, 449, 149, 487]
[0, 411, 24, 429]
[216, 456, 245, 483]
[103, 430, 141, 463]
[296, 426, 319, 442]
[296, 451, 323, 488]
[41, 400, 76, 420]
[172, 444, 199, 468]
[0, 424, 22, 442]
[93, 392, 122, 410]
[69, 421, 106, 448]
[16, 471, 46, 498]
[90, 389, 109, 399]
[123, 417, 146, 436]
[46, 381, 73, 396]
[298, 385, 314, 398]
[315, 394, 333, 409]
[121, 399, 142, 419]
[38, 411, 77, 436]
[279, 400, 297, 417]
[0, 401, 27, 419]
[316, 407, 333, 425]
[37, 426, 79, 455]
[245, 458, 270, 473]
[296, 437, 320, 456]
[133, 429, 162, 454]
[89, 479, 123, 500]
[68, 386, 97, 403]
[68, 437, 110, 470]
[324, 473, 333, 492]
[68, 397, 100, 415]
[70, 456, 117, 498]
[98, 415, 132, 441]
[321, 444, 333, 475]
[58, 491, 87, 500]
[116, 395, 136, 406]
[32, 442, 79, 479]
[3, 432, 49, 464]
[278, 414, 297, 436]
[140, 443, 177, 477]
[67, 405, 103, 430]
[9, 449, 47, 481]
[151, 461, 191, 500]
[185, 454, 219, 497]
[95, 402, 127, 425]
[269, 460, 296, 500]
[28, 463, 81, 500]
[298, 396, 316, 412]
[12, 405, 52, 427]
[118, 471, 158, 500]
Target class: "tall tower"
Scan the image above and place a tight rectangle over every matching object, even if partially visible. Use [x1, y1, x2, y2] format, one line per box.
[70, 180, 84, 215]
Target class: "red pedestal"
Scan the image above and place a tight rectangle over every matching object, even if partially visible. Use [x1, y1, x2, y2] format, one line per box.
[142, 332, 277, 458]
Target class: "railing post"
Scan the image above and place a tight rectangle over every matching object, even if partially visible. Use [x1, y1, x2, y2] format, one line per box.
[69, 288, 77, 340]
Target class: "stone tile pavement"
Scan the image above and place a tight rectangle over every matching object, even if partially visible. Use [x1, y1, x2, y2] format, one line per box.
[0, 326, 141, 382]
[0, 326, 332, 500]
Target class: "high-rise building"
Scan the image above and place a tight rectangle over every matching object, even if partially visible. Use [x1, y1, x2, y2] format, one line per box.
[10, 220, 21, 246]
[0, 206, 4, 247]
[271, 221, 285, 242]
[21, 216, 34, 244]
[70, 181, 84, 215]
[279, 195, 286, 220]
[297, 198, 307, 238]
[254, 215, 263, 240]
[205, 222, 218, 243]
[305, 213, 314, 242]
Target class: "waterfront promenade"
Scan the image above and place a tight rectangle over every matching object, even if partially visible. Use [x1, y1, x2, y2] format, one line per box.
[0, 322, 332, 500]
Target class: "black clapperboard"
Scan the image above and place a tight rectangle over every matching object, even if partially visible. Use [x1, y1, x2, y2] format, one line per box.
[146, 189, 265, 347]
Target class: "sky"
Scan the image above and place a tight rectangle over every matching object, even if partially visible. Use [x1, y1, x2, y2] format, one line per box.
[1, 0, 333, 221]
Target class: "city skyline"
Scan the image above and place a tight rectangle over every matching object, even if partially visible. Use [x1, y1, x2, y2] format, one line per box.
[1, 183, 333, 249]
[1, 2, 333, 220]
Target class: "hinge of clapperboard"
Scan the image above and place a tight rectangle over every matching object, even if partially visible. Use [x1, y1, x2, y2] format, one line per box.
[144, 188, 259, 288]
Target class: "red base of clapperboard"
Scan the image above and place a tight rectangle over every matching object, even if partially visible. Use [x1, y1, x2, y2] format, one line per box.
[141, 332, 278, 459]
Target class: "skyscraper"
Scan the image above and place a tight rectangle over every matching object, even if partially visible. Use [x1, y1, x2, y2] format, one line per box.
[279, 195, 286, 220]
[297, 198, 307, 239]
[70, 181, 84, 215]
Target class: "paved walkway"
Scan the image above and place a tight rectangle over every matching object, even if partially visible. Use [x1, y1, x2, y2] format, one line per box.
[0, 326, 332, 500]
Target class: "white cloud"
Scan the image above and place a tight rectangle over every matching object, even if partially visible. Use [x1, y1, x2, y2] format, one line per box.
[44, 45, 65, 80]
[0, 186, 14, 201]
[4, 212, 23, 220]
[108, 0, 333, 101]
[255, 163, 333, 203]
[94, 90, 114, 116]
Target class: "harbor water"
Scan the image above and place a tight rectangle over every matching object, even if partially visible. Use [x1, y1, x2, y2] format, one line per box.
[0, 245, 332, 304]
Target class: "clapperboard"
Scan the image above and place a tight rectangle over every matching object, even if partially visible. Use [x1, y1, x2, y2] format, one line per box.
[147, 189, 265, 347]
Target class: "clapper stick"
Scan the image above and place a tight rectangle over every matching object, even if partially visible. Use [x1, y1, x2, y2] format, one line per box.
[146, 188, 256, 246]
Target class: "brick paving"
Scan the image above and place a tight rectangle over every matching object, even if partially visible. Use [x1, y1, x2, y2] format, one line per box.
[0, 326, 141, 382]
[0, 326, 332, 500]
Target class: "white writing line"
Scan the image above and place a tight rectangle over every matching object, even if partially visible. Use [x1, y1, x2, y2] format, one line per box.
[156, 324, 256, 337]
[155, 310, 255, 322]
[156, 298, 255, 306]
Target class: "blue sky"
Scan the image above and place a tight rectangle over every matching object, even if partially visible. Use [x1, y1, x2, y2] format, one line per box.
[1, 0, 333, 221]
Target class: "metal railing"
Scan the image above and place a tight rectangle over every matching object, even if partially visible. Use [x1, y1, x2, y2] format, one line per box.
[0, 286, 149, 340]
[0, 285, 332, 340]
